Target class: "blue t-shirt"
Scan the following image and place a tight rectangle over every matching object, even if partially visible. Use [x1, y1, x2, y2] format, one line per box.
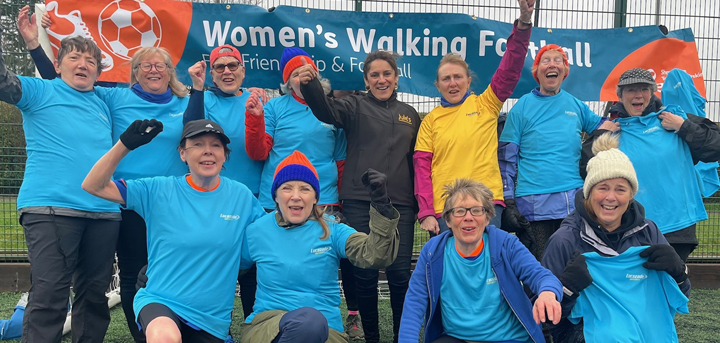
[501, 90, 602, 197]
[258, 95, 346, 208]
[615, 106, 707, 234]
[95, 87, 189, 180]
[204, 90, 264, 195]
[15, 77, 118, 213]
[569, 246, 689, 343]
[440, 235, 530, 342]
[241, 212, 356, 332]
[126, 176, 265, 339]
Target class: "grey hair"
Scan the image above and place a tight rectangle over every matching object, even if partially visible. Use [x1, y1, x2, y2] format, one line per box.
[441, 178, 495, 223]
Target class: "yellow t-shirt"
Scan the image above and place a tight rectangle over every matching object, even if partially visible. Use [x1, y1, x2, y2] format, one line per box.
[415, 85, 504, 214]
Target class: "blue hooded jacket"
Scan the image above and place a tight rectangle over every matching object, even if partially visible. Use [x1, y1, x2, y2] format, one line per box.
[399, 225, 562, 343]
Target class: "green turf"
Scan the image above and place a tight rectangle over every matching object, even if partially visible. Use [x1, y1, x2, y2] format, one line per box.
[0, 290, 718, 342]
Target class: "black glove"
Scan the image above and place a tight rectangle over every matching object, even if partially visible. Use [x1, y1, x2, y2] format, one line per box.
[640, 244, 687, 283]
[559, 251, 593, 296]
[135, 264, 148, 291]
[501, 199, 530, 233]
[120, 119, 163, 150]
[362, 168, 390, 205]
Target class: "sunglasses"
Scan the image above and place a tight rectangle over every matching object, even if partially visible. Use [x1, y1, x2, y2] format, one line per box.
[212, 62, 241, 73]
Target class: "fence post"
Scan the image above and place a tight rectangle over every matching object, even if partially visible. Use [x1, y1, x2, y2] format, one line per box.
[355, 0, 362, 12]
[614, 0, 628, 27]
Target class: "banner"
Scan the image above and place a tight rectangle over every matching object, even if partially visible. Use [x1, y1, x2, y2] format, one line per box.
[42, 0, 706, 101]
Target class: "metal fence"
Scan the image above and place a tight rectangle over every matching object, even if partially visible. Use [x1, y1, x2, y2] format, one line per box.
[0, 0, 719, 262]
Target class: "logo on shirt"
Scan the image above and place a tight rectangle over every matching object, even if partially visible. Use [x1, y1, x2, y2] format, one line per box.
[320, 122, 335, 130]
[398, 114, 413, 124]
[643, 126, 661, 134]
[310, 246, 332, 255]
[626, 273, 648, 281]
[220, 213, 240, 221]
[486, 276, 497, 285]
[465, 111, 479, 117]
[169, 112, 183, 117]
[565, 111, 578, 117]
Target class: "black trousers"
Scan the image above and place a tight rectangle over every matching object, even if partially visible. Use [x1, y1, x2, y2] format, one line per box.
[342, 200, 414, 343]
[138, 303, 223, 343]
[21, 213, 119, 343]
[117, 209, 149, 343]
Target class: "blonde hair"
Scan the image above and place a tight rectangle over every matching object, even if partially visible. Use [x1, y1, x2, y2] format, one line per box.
[441, 178, 495, 223]
[311, 205, 331, 240]
[130, 47, 188, 98]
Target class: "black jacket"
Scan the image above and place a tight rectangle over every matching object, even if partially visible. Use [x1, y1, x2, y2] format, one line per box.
[581, 96, 720, 178]
[301, 78, 420, 207]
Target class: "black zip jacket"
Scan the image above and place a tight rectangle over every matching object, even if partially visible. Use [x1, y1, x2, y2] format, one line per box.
[580, 95, 720, 178]
[301, 78, 420, 207]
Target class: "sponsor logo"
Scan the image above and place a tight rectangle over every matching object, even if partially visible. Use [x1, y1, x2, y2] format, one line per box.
[565, 110, 578, 116]
[310, 246, 332, 255]
[169, 112, 183, 117]
[398, 114, 413, 124]
[320, 122, 335, 130]
[626, 273, 648, 281]
[206, 123, 214, 128]
[643, 126, 661, 134]
[486, 276, 497, 285]
[465, 111, 479, 117]
[219, 213, 240, 221]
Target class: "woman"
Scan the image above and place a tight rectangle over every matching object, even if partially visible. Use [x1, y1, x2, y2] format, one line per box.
[583, 67, 720, 262]
[83, 119, 266, 343]
[19, 8, 190, 342]
[415, 0, 535, 235]
[240, 151, 399, 343]
[544, 133, 691, 343]
[399, 178, 562, 343]
[299, 50, 420, 343]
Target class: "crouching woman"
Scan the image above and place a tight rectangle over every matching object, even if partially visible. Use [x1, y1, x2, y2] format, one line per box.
[399, 179, 562, 343]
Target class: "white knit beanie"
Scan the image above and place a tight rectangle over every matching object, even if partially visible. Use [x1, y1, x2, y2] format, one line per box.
[583, 133, 639, 198]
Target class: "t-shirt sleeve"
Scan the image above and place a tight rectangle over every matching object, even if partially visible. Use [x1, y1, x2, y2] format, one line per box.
[579, 100, 603, 134]
[15, 76, 47, 112]
[476, 84, 504, 120]
[124, 178, 155, 218]
[332, 221, 357, 259]
[264, 101, 277, 137]
[660, 272, 690, 314]
[500, 103, 524, 145]
[414, 114, 433, 153]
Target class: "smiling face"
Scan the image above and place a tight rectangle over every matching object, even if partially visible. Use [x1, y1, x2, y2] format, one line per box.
[211, 56, 245, 94]
[179, 133, 227, 181]
[134, 53, 170, 94]
[364, 59, 398, 101]
[448, 195, 489, 250]
[55, 49, 99, 91]
[276, 181, 317, 224]
[620, 84, 653, 116]
[536, 50, 567, 95]
[436, 62, 471, 104]
[588, 178, 632, 232]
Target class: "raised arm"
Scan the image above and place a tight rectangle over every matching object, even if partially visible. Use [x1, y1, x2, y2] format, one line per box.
[488, 0, 534, 102]
[298, 59, 357, 129]
[18, 6, 57, 80]
[245, 90, 274, 160]
[83, 119, 163, 204]
[344, 169, 400, 269]
[0, 30, 23, 105]
[183, 61, 207, 125]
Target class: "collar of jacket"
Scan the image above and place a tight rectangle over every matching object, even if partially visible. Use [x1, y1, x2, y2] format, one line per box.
[610, 94, 663, 118]
[366, 90, 397, 108]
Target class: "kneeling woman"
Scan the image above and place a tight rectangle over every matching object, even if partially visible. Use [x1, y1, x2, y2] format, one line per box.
[240, 151, 400, 343]
[83, 119, 266, 343]
[399, 178, 562, 343]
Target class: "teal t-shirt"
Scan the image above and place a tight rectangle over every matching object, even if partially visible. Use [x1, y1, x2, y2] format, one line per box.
[569, 246, 689, 343]
[204, 90, 264, 195]
[242, 212, 356, 332]
[615, 105, 707, 234]
[127, 176, 265, 339]
[15, 77, 118, 213]
[500, 90, 602, 197]
[95, 87, 189, 180]
[258, 94, 346, 208]
[440, 235, 530, 342]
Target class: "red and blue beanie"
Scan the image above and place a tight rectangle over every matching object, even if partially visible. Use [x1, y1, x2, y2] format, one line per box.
[271, 150, 320, 200]
[280, 47, 317, 83]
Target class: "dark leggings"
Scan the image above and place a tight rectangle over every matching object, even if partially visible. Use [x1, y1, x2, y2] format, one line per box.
[343, 200, 415, 343]
[117, 210, 149, 343]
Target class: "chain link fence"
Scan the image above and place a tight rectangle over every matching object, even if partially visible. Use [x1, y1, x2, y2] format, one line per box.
[0, 0, 718, 262]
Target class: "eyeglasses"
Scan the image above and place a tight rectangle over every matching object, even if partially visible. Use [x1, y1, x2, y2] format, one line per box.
[213, 62, 241, 73]
[539, 56, 564, 65]
[138, 62, 168, 72]
[446, 206, 486, 218]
